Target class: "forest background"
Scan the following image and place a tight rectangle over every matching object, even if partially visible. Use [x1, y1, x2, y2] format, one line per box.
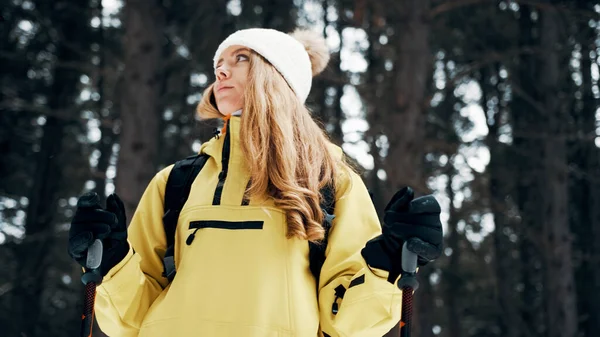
[1, 0, 599, 336]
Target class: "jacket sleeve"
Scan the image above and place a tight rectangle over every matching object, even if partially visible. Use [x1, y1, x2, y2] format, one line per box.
[318, 170, 403, 337]
[94, 166, 173, 336]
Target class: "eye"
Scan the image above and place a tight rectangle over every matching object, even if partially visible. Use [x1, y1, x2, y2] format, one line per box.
[236, 54, 249, 62]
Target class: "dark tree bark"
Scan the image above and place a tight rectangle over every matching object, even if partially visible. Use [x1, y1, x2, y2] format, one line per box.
[482, 64, 522, 337]
[115, 0, 165, 218]
[571, 2, 600, 335]
[537, 6, 578, 337]
[360, 0, 389, 213]
[387, 2, 434, 337]
[510, 7, 547, 337]
[443, 172, 462, 337]
[261, 0, 298, 32]
[93, 0, 114, 201]
[357, 1, 434, 334]
[382, 0, 432, 198]
[10, 2, 90, 335]
[309, 0, 345, 147]
[511, 4, 579, 337]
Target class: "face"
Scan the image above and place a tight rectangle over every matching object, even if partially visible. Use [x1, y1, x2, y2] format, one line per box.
[213, 45, 251, 115]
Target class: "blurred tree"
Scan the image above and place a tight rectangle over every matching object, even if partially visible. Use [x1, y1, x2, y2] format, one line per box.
[157, 0, 233, 167]
[308, 0, 346, 147]
[482, 62, 523, 337]
[115, 0, 165, 218]
[510, 5, 548, 337]
[570, 1, 600, 336]
[437, 71, 463, 337]
[359, 0, 391, 214]
[2, 1, 93, 336]
[536, 4, 578, 337]
[90, 0, 123, 201]
[569, 1, 600, 336]
[1, 0, 599, 336]
[389, 1, 435, 336]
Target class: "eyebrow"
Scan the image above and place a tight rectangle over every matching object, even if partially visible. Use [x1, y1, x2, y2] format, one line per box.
[216, 47, 251, 67]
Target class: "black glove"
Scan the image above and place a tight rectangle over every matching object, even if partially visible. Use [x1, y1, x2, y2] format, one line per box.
[68, 192, 130, 279]
[361, 187, 443, 283]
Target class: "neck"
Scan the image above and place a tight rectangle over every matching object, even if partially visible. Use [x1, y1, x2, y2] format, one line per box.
[220, 109, 242, 135]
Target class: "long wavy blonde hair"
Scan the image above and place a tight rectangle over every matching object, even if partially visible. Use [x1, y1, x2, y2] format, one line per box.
[196, 52, 348, 242]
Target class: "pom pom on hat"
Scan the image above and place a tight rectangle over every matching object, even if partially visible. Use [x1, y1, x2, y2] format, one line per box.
[213, 28, 329, 103]
[290, 29, 330, 76]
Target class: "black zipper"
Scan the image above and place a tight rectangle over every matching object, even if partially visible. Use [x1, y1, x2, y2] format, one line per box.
[331, 284, 346, 315]
[186, 220, 264, 245]
[212, 121, 231, 205]
[186, 228, 201, 245]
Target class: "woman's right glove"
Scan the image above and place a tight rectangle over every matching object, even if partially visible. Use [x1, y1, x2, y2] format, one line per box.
[67, 192, 130, 280]
[361, 187, 443, 283]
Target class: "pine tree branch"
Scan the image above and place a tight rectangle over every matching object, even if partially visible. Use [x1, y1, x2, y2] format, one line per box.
[0, 51, 94, 73]
[0, 99, 115, 128]
[429, 0, 496, 19]
[448, 47, 544, 85]
[429, 0, 600, 19]
[508, 81, 547, 115]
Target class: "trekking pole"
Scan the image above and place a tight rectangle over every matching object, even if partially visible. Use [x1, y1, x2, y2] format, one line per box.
[80, 239, 103, 337]
[397, 238, 438, 337]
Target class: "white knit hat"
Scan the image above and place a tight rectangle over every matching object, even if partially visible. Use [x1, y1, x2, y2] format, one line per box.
[213, 28, 329, 104]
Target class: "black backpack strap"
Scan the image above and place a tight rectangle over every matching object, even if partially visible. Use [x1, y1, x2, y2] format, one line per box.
[162, 154, 209, 282]
[308, 183, 336, 287]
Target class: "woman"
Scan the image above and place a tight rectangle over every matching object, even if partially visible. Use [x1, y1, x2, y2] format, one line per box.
[68, 28, 443, 337]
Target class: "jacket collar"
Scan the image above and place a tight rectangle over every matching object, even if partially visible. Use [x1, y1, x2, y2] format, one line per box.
[199, 116, 242, 162]
[199, 115, 345, 165]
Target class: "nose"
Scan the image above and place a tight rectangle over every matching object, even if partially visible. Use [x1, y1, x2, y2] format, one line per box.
[216, 66, 230, 81]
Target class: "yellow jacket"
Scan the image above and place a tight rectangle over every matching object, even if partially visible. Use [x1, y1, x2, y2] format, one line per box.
[95, 117, 403, 337]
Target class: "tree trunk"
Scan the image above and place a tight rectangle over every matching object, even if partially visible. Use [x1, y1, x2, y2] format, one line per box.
[261, 0, 297, 32]
[512, 7, 546, 337]
[93, 2, 113, 201]
[512, 4, 579, 337]
[571, 2, 600, 334]
[383, 0, 431, 198]
[12, 2, 88, 334]
[538, 6, 578, 337]
[433, 65, 462, 337]
[588, 154, 600, 335]
[310, 0, 345, 147]
[116, 0, 165, 217]
[13, 119, 65, 337]
[360, 0, 389, 214]
[482, 64, 521, 337]
[387, 1, 433, 336]
[443, 172, 462, 337]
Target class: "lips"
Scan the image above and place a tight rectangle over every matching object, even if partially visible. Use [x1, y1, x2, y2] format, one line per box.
[216, 85, 233, 92]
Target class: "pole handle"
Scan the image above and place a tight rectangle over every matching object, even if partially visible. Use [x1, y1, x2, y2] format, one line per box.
[401, 240, 418, 273]
[80, 239, 103, 337]
[80, 282, 97, 337]
[397, 239, 420, 290]
[397, 238, 425, 337]
[86, 239, 103, 270]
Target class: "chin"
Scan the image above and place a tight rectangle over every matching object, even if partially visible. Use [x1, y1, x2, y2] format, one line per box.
[217, 105, 241, 116]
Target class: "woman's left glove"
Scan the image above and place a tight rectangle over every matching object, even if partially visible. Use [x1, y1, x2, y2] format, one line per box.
[67, 192, 130, 279]
[361, 187, 443, 283]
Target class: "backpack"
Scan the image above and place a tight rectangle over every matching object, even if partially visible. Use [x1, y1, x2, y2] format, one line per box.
[160, 153, 336, 285]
